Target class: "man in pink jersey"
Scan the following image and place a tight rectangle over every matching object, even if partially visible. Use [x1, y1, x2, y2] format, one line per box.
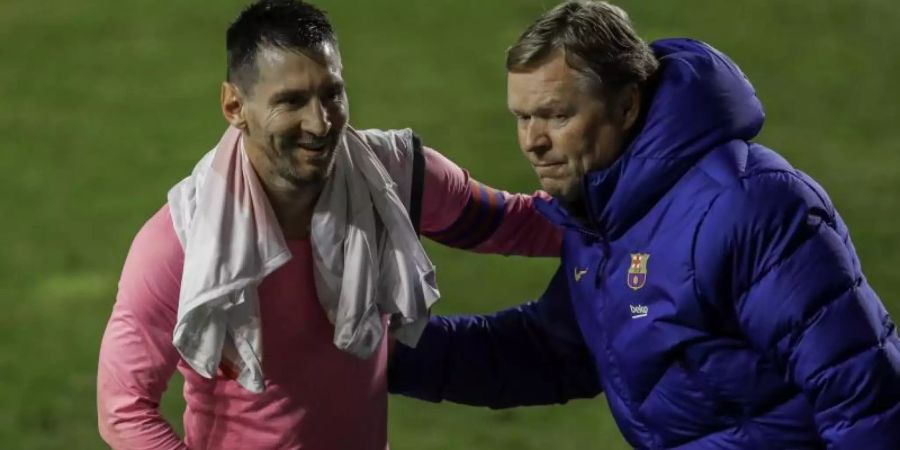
[96, 1, 561, 449]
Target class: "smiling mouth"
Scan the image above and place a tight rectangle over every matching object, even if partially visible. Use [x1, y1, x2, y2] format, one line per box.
[297, 141, 328, 151]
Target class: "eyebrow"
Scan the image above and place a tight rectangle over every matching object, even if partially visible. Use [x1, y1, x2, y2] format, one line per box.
[510, 100, 569, 116]
[269, 88, 310, 106]
[269, 80, 345, 105]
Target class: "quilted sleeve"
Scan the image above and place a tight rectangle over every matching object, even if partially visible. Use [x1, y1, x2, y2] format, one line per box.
[694, 171, 900, 449]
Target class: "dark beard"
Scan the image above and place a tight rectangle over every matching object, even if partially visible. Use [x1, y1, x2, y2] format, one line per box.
[275, 151, 333, 189]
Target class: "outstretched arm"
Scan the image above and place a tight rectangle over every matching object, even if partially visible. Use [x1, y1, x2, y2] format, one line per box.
[419, 146, 562, 256]
[389, 267, 601, 408]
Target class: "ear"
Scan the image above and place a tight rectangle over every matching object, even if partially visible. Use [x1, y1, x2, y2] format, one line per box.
[221, 81, 248, 130]
[618, 83, 641, 132]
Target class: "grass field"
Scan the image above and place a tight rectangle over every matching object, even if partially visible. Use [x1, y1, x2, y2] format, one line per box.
[1, 0, 898, 448]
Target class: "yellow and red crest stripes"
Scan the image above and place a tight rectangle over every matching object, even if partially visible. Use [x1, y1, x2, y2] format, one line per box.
[627, 253, 650, 291]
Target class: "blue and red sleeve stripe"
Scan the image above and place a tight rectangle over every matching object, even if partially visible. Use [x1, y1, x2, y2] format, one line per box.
[423, 179, 507, 249]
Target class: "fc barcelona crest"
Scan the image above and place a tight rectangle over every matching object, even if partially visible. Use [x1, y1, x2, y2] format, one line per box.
[627, 253, 650, 291]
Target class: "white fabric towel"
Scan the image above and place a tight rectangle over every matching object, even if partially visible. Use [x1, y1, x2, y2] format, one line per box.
[168, 125, 439, 393]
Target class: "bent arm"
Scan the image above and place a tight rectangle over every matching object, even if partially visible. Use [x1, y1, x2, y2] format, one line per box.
[696, 174, 900, 449]
[97, 206, 187, 450]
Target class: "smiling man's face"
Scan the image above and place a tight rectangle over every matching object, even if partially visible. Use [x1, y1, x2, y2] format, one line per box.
[227, 42, 348, 188]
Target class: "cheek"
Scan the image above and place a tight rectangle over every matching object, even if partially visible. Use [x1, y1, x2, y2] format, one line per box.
[552, 123, 588, 166]
[572, 117, 612, 171]
[516, 126, 528, 151]
[263, 108, 299, 133]
[592, 123, 625, 167]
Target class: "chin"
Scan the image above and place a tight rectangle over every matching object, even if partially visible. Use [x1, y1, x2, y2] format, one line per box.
[540, 178, 567, 198]
[548, 184, 582, 205]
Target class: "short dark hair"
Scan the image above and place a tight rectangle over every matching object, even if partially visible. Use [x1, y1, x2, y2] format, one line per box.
[507, 1, 657, 99]
[226, 0, 337, 92]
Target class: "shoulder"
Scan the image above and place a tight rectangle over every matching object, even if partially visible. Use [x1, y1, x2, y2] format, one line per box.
[130, 204, 184, 262]
[715, 166, 832, 229]
[354, 128, 429, 213]
[118, 204, 184, 308]
[356, 128, 421, 164]
[691, 145, 842, 293]
[692, 143, 834, 233]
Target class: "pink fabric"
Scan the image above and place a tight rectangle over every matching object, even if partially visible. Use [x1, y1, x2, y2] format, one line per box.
[419, 147, 561, 255]
[97, 147, 561, 449]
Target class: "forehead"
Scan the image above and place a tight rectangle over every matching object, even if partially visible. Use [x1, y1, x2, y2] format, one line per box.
[254, 43, 343, 91]
[507, 53, 586, 109]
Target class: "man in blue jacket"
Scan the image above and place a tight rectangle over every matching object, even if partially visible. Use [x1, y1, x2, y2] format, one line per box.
[389, 1, 900, 448]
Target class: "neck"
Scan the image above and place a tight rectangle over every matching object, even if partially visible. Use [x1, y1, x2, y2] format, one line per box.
[263, 179, 322, 240]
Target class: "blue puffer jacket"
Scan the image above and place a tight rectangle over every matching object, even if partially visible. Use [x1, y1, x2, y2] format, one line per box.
[390, 39, 900, 449]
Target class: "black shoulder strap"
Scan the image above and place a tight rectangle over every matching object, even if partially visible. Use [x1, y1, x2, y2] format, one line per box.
[409, 133, 425, 235]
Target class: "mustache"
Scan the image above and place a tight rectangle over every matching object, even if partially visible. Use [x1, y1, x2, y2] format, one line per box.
[286, 132, 333, 150]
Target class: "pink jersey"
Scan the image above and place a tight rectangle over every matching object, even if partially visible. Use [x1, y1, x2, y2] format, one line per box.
[97, 146, 561, 449]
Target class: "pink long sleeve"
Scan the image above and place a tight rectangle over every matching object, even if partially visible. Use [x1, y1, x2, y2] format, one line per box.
[419, 147, 562, 256]
[97, 206, 187, 450]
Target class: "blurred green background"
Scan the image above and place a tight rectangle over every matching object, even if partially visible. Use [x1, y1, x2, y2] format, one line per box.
[1, 0, 898, 448]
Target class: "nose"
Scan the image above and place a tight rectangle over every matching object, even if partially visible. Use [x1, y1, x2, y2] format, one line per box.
[302, 98, 332, 137]
[522, 118, 551, 155]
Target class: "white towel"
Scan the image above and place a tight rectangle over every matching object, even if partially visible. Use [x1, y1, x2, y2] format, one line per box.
[168, 126, 439, 393]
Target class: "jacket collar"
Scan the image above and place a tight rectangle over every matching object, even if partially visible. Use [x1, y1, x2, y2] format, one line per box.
[537, 38, 765, 239]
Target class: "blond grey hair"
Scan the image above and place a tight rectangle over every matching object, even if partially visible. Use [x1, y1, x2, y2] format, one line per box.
[507, 1, 658, 99]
